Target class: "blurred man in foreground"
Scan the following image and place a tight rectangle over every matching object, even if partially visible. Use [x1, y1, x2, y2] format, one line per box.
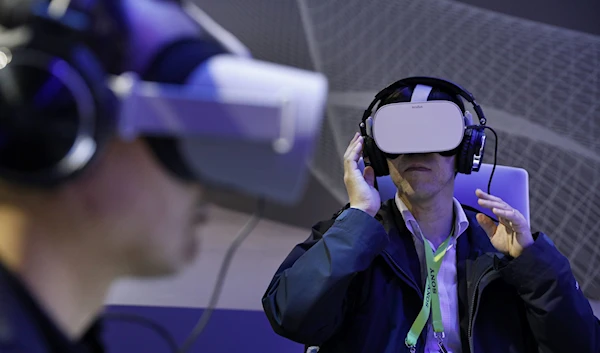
[0, 0, 327, 351]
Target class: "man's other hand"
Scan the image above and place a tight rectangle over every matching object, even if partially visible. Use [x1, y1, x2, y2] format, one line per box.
[475, 189, 534, 258]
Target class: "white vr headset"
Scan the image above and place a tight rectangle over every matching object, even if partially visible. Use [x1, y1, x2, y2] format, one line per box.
[111, 54, 327, 204]
[359, 79, 488, 176]
[369, 84, 473, 154]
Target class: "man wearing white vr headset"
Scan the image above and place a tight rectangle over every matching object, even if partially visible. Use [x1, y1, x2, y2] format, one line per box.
[0, 0, 327, 352]
[263, 77, 599, 353]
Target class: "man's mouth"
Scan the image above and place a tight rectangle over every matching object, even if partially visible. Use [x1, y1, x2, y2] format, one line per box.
[404, 164, 431, 172]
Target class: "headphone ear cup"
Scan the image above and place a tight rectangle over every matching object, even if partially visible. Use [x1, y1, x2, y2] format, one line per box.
[457, 126, 486, 174]
[363, 136, 389, 177]
[469, 126, 486, 172]
[457, 128, 474, 174]
[0, 42, 115, 186]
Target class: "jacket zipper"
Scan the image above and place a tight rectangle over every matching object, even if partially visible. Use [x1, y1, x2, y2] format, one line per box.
[382, 250, 423, 298]
[468, 267, 501, 352]
[381, 250, 425, 352]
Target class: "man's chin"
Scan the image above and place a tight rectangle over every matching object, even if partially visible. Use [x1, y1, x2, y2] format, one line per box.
[131, 251, 199, 278]
[403, 188, 438, 203]
[125, 231, 202, 278]
[182, 239, 200, 264]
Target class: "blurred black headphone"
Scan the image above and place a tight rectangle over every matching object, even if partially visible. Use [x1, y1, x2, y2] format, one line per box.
[0, 0, 226, 188]
[359, 76, 487, 176]
[0, 0, 123, 187]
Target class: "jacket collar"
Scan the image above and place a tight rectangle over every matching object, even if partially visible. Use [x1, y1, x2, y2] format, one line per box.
[378, 199, 422, 292]
[378, 200, 498, 287]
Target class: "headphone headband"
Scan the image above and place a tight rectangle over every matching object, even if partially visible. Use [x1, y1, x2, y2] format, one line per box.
[363, 76, 487, 126]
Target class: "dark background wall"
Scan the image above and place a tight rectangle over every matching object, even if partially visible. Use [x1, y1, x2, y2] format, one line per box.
[453, 0, 599, 36]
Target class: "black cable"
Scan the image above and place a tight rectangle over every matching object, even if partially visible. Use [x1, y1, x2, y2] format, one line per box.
[483, 126, 499, 195]
[102, 312, 179, 353]
[177, 197, 266, 353]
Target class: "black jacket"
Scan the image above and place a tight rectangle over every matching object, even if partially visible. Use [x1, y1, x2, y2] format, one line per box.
[262, 200, 600, 352]
[0, 262, 104, 353]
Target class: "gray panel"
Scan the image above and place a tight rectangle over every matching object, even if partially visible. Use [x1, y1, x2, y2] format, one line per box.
[193, 0, 315, 70]
[451, 0, 600, 36]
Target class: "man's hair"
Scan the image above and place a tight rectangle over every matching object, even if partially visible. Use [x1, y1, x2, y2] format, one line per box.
[376, 85, 466, 113]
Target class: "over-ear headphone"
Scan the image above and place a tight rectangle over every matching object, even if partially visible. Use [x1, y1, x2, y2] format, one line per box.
[0, 1, 227, 188]
[359, 76, 487, 176]
[0, 2, 120, 187]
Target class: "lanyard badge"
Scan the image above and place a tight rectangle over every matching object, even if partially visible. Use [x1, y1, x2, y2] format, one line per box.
[405, 220, 454, 353]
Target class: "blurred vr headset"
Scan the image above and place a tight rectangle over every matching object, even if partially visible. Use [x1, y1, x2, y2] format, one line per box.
[0, 0, 328, 204]
[359, 77, 488, 176]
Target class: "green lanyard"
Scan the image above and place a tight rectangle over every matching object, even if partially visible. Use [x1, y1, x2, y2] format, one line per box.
[405, 221, 454, 352]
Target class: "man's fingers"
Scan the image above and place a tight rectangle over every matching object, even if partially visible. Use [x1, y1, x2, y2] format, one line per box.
[477, 192, 528, 231]
[343, 134, 365, 176]
[478, 199, 510, 211]
[492, 207, 520, 221]
[363, 166, 375, 187]
[491, 207, 529, 231]
[476, 213, 497, 238]
[343, 132, 361, 160]
[353, 138, 363, 156]
[343, 133, 359, 158]
[493, 207, 511, 216]
[344, 137, 364, 165]
[475, 189, 504, 203]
